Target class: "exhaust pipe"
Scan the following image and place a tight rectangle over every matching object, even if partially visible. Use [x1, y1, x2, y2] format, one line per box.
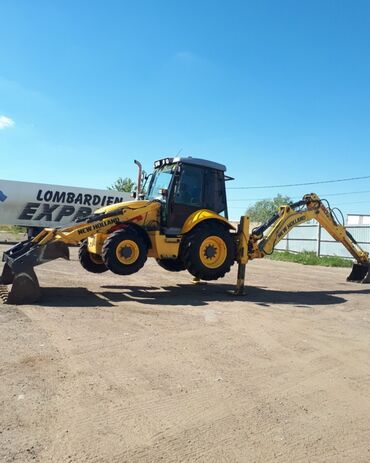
[347, 262, 370, 284]
[134, 159, 142, 198]
[0, 240, 69, 304]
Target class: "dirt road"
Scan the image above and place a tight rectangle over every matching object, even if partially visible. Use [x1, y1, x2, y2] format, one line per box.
[1, 245, 370, 462]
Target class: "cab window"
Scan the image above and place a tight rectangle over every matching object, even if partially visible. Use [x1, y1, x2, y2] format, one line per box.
[204, 169, 226, 214]
[146, 164, 174, 200]
[174, 165, 203, 207]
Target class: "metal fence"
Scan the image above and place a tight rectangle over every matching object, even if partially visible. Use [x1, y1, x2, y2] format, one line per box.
[275, 224, 370, 259]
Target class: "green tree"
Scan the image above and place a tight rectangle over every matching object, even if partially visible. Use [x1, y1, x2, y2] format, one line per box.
[246, 194, 291, 223]
[108, 177, 136, 193]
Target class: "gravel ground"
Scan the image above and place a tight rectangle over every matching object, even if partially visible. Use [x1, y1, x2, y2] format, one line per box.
[1, 244, 370, 462]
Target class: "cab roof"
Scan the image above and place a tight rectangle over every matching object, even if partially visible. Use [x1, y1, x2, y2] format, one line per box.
[154, 156, 226, 172]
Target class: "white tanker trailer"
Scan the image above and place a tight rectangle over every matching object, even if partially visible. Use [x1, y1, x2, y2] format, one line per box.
[0, 179, 131, 238]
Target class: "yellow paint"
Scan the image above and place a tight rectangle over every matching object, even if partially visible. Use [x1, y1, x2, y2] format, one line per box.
[87, 233, 107, 254]
[94, 200, 150, 215]
[147, 232, 180, 259]
[181, 209, 235, 234]
[236, 216, 249, 264]
[33, 201, 162, 247]
[247, 193, 369, 264]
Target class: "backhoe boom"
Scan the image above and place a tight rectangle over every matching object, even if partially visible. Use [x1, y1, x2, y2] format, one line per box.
[235, 193, 370, 294]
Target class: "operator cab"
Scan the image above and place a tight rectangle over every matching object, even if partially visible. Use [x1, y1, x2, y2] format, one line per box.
[145, 157, 229, 234]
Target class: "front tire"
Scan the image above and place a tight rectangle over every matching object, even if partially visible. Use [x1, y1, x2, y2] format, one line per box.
[102, 229, 148, 275]
[180, 222, 235, 280]
[79, 241, 108, 273]
[156, 258, 186, 272]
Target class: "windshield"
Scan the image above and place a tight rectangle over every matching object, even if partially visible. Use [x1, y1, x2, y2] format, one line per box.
[145, 164, 175, 200]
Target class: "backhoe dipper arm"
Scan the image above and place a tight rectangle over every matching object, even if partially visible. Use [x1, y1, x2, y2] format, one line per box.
[248, 194, 369, 268]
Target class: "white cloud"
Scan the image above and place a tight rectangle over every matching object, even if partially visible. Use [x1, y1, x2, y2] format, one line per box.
[0, 115, 15, 129]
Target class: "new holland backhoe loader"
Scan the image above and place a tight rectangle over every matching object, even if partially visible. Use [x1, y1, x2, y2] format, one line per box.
[1, 156, 369, 304]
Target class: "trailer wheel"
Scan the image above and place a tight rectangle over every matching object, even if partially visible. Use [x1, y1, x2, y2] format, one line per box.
[102, 229, 147, 275]
[156, 258, 186, 272]
[181, 222, 235, 280]
[79, 241, 108, 273]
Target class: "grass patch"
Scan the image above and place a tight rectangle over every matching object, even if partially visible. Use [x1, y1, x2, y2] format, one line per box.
[269, 250, 353, 268]
[0, 225, 26, 234]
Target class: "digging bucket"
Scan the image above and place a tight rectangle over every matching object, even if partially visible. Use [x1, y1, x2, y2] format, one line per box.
[347, 263, 370, 284]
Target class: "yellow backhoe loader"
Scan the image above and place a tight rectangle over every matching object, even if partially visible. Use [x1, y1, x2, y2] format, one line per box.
[1, 157, 369, 304]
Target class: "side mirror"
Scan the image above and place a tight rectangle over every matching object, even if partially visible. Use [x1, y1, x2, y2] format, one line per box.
[131, 191, 137, 199]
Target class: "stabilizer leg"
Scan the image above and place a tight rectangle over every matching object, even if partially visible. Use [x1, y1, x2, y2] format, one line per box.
[234, 263, 246, 296]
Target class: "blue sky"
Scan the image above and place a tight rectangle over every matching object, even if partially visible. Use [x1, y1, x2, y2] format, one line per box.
[0, 0, 369, 219]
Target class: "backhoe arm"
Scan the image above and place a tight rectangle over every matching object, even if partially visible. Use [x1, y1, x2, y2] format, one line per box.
[230, 193, 370, 296]
[249, 193, 369, 266]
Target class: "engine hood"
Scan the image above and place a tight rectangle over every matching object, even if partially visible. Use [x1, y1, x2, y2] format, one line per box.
[94, 200, 152, 215]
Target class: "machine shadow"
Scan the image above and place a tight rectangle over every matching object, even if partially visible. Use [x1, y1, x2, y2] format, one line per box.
[99, 284, 370, 308]
[40, 287, 114, 307]
[36, 284, 370, 308]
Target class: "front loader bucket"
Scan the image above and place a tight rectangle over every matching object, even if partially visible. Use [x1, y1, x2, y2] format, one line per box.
[40, 241, 70, 262]
[0, 264, 41, 304]
[347, 263, 370, 284]
[0, 240, 69, 304]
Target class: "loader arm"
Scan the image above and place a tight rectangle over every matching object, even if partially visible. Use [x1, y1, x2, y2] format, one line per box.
[32, 212, 123, 247]
[0, 207, 142, 304]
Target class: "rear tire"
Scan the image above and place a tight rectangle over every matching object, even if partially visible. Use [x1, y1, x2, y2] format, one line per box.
[156, 258, 186, 272]
[102, 228, 148, 275]
[79, 241, 108, 273]
[180, 222, 235, 280]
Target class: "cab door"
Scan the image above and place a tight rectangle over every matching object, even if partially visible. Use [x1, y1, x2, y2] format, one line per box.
[166, 164, 204, 232]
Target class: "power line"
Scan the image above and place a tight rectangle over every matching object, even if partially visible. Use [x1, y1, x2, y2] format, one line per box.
[230, 199, 370, 208]
[227, 175, 370, 190]
[330, 200, 370, 206]
[228, 189, 370, 202]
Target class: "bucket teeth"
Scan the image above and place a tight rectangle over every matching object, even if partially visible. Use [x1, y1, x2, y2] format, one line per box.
[0, 285, 9, 303]
[347, 263, 370, 284]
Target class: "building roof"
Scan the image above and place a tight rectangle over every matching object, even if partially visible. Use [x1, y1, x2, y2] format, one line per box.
[347, 214, 370, 217]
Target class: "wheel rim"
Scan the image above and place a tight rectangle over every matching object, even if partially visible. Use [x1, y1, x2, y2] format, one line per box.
[115, 240, 140, 265]
[199, 235, 227, 269]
